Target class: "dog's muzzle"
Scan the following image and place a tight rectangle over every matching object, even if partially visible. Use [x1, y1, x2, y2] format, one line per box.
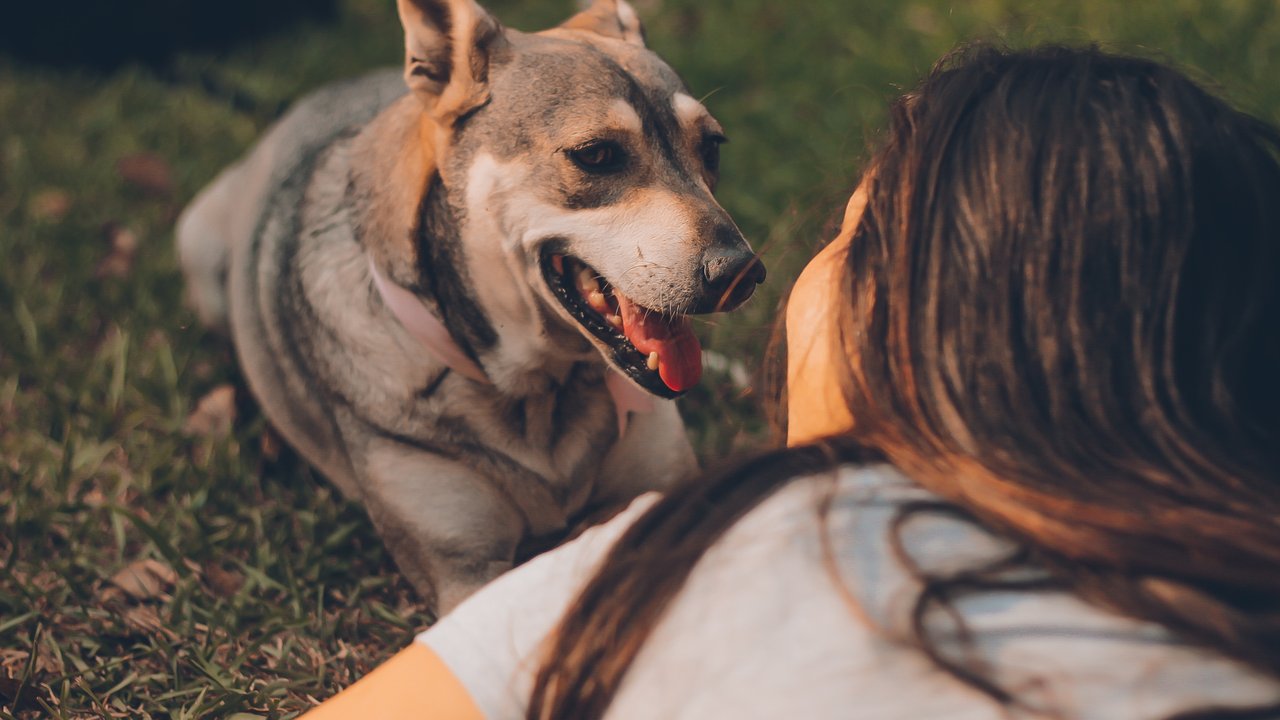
[697, 239, 767, 314]
[539, 231, 767, 398]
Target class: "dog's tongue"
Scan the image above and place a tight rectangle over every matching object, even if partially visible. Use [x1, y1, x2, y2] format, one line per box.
[614, 293, 702, 392]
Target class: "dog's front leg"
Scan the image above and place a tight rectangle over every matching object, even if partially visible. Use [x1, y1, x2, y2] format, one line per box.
[355, 434, 526, 615]
[595, 400, 698, 507]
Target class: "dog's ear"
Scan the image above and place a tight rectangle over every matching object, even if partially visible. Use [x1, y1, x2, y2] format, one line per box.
[560, 0, 646, 48]
[397, 0, 506, 125]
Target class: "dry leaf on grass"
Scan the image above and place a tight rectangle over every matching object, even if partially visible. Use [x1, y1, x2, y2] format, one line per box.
[95, 223, 139, 279]
[203, 562, 245, 598]
[121, 605, 178, 640]
[259, 425, 283, 463]
[116, 152, 174, 197]
[29, 189, 71, 222]
[0, 651, 29, 683]
[13, 570, 60, 594]
[0, 674, 45, 713]
[108, 558, 177, 601]
[184, 385, 236, 438]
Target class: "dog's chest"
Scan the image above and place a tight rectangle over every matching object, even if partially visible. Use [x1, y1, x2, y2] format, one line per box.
[407, 366, 620, 532]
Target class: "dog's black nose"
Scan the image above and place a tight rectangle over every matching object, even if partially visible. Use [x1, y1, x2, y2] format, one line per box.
[702, 239, 767, 312]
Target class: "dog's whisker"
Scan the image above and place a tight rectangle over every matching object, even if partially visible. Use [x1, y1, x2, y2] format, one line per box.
[615, 261, 676, 283]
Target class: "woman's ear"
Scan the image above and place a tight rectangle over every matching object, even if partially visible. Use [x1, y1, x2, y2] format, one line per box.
[559, 0, 646, 47]
[397, 0, 506, 125]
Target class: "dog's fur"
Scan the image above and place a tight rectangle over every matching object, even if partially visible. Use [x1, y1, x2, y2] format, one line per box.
[176, 0, 762, 613]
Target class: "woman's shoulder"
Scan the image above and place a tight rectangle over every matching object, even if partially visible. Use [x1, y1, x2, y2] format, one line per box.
[713, 463, 1015, 592]
[673, 463, 1280, 720]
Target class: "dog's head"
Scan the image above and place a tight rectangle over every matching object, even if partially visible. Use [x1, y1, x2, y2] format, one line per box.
[397, 0, 764, 398]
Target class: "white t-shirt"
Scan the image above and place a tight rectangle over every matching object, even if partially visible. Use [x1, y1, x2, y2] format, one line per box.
[419, 465, 1279, 719]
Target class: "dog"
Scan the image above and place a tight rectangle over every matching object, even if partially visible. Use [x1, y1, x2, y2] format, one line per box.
[175, 0, 765, 614]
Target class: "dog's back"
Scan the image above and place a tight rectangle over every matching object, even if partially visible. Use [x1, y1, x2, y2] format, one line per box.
[176, 69, 406, 331]
[177, 69, 417, 503]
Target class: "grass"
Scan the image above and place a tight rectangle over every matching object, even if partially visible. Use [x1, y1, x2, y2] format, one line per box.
[3, 0, 1280, 716]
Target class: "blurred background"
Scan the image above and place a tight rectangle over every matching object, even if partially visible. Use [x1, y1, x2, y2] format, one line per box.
[2, 0, 1279, 716]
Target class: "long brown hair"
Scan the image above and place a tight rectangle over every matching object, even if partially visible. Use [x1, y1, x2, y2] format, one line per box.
[529, 45, 1280, 719]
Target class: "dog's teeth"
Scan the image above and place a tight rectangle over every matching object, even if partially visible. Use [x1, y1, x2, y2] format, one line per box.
[577, 267, 598, 293]
[607, 314, 623, 328]
[588, 290, 608, 310]
[647, 352, 659, 371]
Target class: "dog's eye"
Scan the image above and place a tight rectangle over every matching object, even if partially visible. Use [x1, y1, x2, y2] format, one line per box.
[701, 134, 726, 174]
[569, 141, 627, 173]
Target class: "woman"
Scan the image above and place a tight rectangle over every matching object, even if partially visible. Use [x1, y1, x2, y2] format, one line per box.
[304, 44, 1280, 719]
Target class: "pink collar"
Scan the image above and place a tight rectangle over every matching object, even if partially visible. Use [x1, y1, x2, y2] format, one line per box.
[368, 257, 653, 435]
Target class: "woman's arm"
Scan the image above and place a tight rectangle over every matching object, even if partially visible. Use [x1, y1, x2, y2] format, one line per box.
[300, 493, 661, 719]
[298, 642, 483, 720]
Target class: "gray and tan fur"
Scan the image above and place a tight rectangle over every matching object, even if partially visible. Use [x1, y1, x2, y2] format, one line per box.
[176, 0, 762, 613]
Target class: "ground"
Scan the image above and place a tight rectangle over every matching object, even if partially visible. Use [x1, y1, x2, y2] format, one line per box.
[2, 0, 1279, 717]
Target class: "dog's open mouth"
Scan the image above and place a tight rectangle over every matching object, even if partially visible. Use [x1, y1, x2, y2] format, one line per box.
[541, 252, 701, 398]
